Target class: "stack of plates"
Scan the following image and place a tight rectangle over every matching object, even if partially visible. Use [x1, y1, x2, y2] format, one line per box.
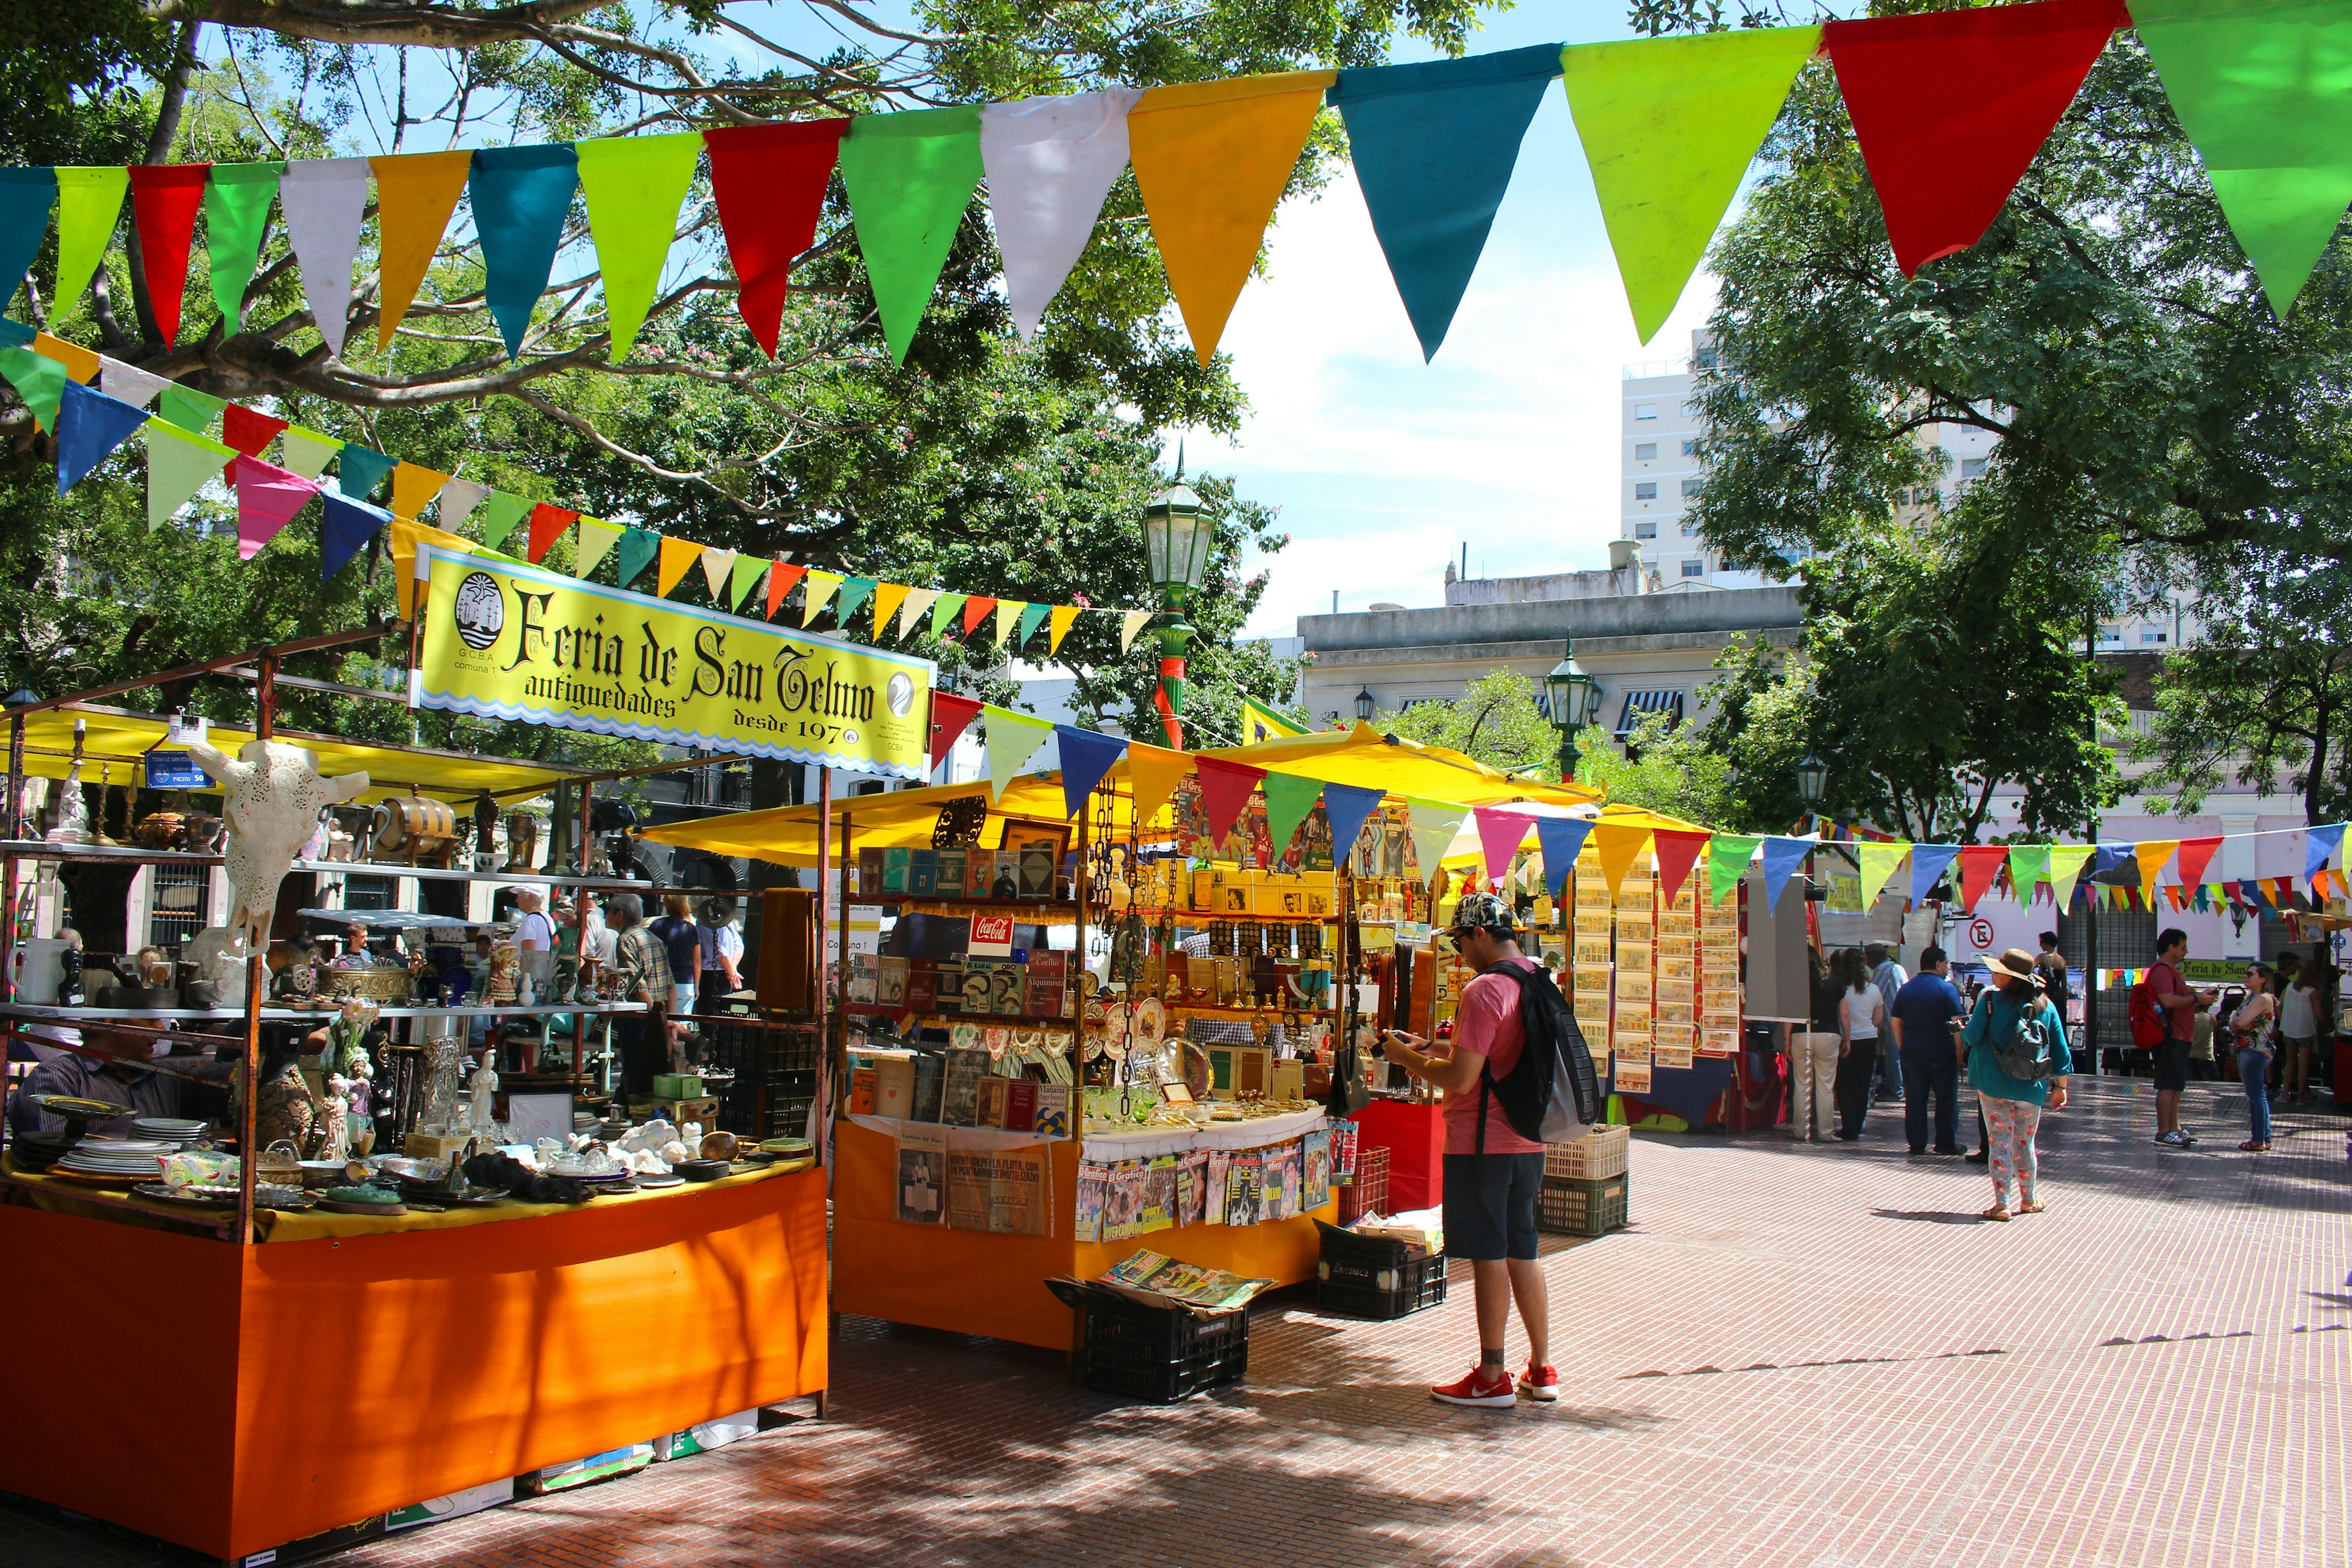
[53, 1140, 173, 1183]
[135, 1118, 207, 1149]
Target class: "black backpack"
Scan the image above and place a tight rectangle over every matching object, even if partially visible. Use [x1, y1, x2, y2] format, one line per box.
[1477, 962, 1604, 1148]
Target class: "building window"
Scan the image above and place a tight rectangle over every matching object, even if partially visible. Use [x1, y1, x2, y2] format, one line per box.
[1635, 521, 1656, 539]
[1960, 457, 1988, 477]
[1911, 486, 1939, 505]
[1681, 478, 1703, 497]
[1634, 481, 1657, 500]
[1681, 439, 1698, 456]
[1634, 442, 1656, 461]
[1679, 521, 1698, 537]
[1680, 559, 1705, 578]
[1634, 403, 1657, 421]
[2098, 626, 2123, 646]
[2141, 630, 2167, 644]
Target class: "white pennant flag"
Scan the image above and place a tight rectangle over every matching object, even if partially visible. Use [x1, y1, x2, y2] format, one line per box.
[97, 356, 168, 408]
[437, 478, 490, 530]
[1120, 608, 1154, 653]
[699, 546, 737, 603]
[981, 88, 1143, 343]
[280, 158, 372, 356]
[897, 586, 940, 639]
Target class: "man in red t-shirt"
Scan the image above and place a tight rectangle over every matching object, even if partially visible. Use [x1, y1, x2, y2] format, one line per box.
[1379, 892, 1555, 1408]
[2149, 927, 2216, 1148]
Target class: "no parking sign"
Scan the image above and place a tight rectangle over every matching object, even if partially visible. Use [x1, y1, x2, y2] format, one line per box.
[1967, 918, 1995, 952]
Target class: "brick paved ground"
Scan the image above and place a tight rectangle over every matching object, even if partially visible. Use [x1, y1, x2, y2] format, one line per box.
[8, 1076, 2348, 1568]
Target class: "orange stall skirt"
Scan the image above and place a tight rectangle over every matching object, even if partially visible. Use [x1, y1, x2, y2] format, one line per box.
[0, 1166, 826, 1561]
[831, 1120, 1333, 1352]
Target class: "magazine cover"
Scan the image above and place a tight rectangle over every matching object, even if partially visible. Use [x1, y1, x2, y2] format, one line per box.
[1073, 1161, 1108, 1243]
[1204, 1148, 1232, 1224]
[1139, 1155, 1178, 1234]
[1302, 1129, 1331, 1211]
[1103, 1159, 1146, 1241]
[1180, 1148, 1211, 1226]
[1095, 1249, 1275, 1313]
[895, 1125, 947, 1225]
[1223, 1151, 1264, 1227]
[1328, 1121, 1359, 1183]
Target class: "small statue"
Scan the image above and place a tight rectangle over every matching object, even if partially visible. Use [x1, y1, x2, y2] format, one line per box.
[417, 1033, 465, 1134]
[484, 942, 521, 1005]
[45, 761, 89, 844]
[467, 1049, 500, 1139]
[318, 1072, 353, 1164]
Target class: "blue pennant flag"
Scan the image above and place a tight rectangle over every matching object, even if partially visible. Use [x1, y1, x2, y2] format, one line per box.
[1759, 835, 1812, 913]
[1320, 783, 1387, 865]
[320, 490, 392, 578]
[2306, 823, 2345, 879]
[1329, 43, 1562, 361]
[1054, 724, 1127, 820]
[54, 377, 151, 494]
[1909, 843, 1962, 904]
[1534, 814, 1595, 900]
[2089, 842, 2134, 884]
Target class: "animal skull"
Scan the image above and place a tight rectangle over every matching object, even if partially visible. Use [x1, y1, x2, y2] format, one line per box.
[186, 738, 369, 951]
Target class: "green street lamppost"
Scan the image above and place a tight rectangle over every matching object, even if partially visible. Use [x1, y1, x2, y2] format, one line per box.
[1545, 641, 1599, 781]
[1138, 467, 1214, 748]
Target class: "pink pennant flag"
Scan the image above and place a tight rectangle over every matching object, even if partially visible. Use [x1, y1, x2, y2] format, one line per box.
[230, 453, 319, 560]
[1472, 807, 1536, 884]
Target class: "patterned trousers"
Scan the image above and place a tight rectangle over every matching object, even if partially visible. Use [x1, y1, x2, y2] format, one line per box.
[1981, 1095, 2043, 1209]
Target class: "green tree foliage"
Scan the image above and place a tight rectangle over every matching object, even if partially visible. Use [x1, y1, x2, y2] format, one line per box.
[1569, 712, 1739, 829]
[1375, 668, 1558, 777]
[1699, 529, 2121, 843]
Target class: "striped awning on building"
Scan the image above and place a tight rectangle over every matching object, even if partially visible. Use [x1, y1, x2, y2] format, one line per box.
[1614, 689, 1685, 737]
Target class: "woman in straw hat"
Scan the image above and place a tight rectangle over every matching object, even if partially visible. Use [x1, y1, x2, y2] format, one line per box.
[1958, 948, 2073, 1221]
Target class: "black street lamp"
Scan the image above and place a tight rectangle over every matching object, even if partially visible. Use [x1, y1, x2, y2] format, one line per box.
[1795, 751, 1829, 812]
[1353, 687, 1376, 723]
[1545, 641, 1599, 780]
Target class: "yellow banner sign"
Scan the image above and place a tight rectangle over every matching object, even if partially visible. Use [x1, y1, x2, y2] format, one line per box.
[412, 546, 936, 780]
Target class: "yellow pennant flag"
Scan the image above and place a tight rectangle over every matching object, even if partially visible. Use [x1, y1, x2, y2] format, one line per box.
[34, 332, 99, 384]
[1128, 71, 1338, 366]
[1126, 741, 1194, 831]
[897, 586, 939, 639]
[801, 570, 844, 627]
[2135, 839, 2179, 900]
[871, 582, 910, 638]
[1047, 604, 1082, 655]
[1856, 842, 1910, 910]
[1120, 608, 1155, 652]
[574, 516, 621, 578]
[2048, 845, 2095, 913]
[655, 535, 704, 598]
[386, 516, 477, 620]
[370, 150, 472, 348]
[389, 461, 450, 521]
[995, 599, 1028, 649]
[1589, 822, 1652, 902]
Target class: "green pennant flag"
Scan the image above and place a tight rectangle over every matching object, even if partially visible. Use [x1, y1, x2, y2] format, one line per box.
[930, 592, 967, 638]
[2008, 843, 2052, 903]
[155, 383, 226, 435]
[2133, 0, 2352, 317]
[729, 553, 767, 610]
[145, 421, 235, 530]
[477, 491, 533, 551]
[1708, 833, 1763, 905]
[575, 131, 703, 361]
[834, 575, 878, 627]
[575, 515, 622, 577]
[1559, 26, 1822, 344]
[1260, 772, 1325, 864]
[53, 166, 128, 311]
[1014, 600, 1052, 649]
[838, 107, 984, 363]
[204, 162, 285, 328]
[0, 345, 67, 431]
[616, 525, 660, 588]
[279, 426, 339, 481]
[1856, 841, 1910, 910]
[1407, 797, 1470, 877]
[981, 702, 1054, 801]
[2048, 845, 2095, 911]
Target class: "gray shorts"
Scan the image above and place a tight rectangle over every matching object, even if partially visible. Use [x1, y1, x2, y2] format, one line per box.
[1441, 1152, 1544, 1262]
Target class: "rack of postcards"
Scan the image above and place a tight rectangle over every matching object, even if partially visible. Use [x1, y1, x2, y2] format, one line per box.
[1565, 843, 1743, 1096]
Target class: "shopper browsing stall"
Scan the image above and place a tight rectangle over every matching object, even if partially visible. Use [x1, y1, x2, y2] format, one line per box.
[1377, 892, 1557, 1408]
[2229, 964, 2278, 1153]
[609, 894, 674, 1095]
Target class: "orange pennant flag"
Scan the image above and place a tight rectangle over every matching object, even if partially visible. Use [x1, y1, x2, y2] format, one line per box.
[766, 559, 804, 619]
[1047, 604, 1082, 655]
[389, 461, 450, 521]
[962, 595, 998, 636]
[871, 582, 910, 638]
[656, 535, 704, 597]
[1125, 741, 1194, 832]
[2135, 839, 2179, 900]
[370, 150, 473, 347]
[1128, 71, 1337, 366]
[1590, 822, 1653, 901]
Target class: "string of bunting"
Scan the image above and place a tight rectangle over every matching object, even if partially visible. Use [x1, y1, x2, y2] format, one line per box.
[0, 330, 1156, 657]
[1, 0, 2345, 385]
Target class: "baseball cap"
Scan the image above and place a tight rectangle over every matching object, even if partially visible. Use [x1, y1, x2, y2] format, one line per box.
[1449, 891, 1523, 938]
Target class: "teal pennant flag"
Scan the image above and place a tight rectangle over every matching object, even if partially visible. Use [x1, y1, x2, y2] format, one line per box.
[1328, 43, 1562, 361]
[469, 145, 580, 360]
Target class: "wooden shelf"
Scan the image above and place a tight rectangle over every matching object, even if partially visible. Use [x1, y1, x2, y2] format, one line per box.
[847, 1003, 1075, 1027]
[0, 1001, 648, 1023]
[869, 894, 1078, 914]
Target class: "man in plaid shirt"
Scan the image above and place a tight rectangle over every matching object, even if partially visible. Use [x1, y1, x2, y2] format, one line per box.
[609, 893, 672, 1094]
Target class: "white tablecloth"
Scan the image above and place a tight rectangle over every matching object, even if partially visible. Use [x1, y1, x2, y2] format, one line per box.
[1080, 1106, 1327, 1162]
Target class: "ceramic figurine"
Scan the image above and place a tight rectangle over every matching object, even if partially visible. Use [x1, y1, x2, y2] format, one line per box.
[185, 737, 370, 951]
[417, 1034, 465, 1134]
[186, 925, 250, 1007]
[467, 1050, 500, 1139]
[484, 942, 521, 1005]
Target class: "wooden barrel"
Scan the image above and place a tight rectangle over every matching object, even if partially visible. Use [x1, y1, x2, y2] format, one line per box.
[370, 796, 460, 865]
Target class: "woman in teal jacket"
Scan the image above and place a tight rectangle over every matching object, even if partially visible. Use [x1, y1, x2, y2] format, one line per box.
[1961, 948, 2073, 1221]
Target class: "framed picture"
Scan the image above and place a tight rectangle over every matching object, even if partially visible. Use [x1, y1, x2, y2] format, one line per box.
[997, 818, 1070, 899]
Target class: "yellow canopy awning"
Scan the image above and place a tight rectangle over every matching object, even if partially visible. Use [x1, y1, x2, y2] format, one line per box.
[14, 706, 586, 805]
[641, 722, 1607, 869]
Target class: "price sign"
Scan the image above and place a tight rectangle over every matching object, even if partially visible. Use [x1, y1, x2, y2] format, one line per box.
[143, 749, 211, 789]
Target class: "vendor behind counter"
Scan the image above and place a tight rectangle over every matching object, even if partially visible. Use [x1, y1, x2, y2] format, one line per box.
[9, 1020, 235, 1137]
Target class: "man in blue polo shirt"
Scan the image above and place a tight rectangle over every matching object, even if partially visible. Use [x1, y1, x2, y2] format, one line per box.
[1890, 946, 1967, 1155]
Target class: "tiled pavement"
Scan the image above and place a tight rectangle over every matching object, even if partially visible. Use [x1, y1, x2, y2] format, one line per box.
[8, 1076, 2348, 1567]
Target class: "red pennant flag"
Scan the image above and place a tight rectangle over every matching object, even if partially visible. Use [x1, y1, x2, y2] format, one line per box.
[2173, 834, 2223, 891]
[1193, 756, 1267, 847]
[2271, 876, 2294, 909]
[1825, 0, 2125, 276]
[961, 595, 998, 637]
[1956, 844, 2008, 913]
[219, 404, 290, 481]
[927, 690, 983, 771]
[526, 502, 578, 565]
[704, 119, 851, 358]
[1653, 829, 1712, 909]
[766, 562, 805, 620]
[127, 162, 213, 345]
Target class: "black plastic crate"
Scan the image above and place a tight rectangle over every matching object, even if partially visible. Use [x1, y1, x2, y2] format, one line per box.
[1069, 1289, 1250, 1403]
[1536, 1172, 1629, 1237]
[1314, 1219, 1447, 1319]
[698, 1014, 820, 1137]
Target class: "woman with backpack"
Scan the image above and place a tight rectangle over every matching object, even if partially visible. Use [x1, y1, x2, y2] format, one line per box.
[1960, 948, 2073, 1221]
[2230, 963, 2278, 1152]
